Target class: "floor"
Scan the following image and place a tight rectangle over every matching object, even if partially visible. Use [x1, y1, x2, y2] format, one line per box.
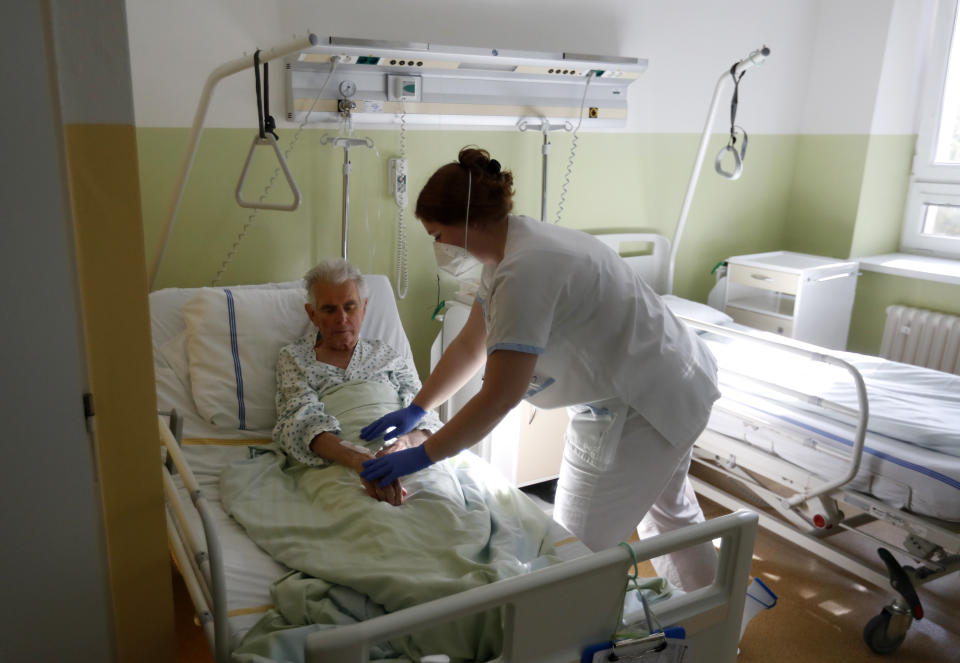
[172, 479, 960, 663]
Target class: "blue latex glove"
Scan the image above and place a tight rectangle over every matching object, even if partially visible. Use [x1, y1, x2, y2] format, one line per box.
[360, 445, 434, 486]
[360, 403, 427, 442]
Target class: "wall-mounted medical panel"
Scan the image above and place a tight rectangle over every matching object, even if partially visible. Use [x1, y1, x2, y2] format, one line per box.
[286, 37, 647, 127]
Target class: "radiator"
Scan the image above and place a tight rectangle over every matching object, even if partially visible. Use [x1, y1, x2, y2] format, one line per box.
[880, 305, 960, 375]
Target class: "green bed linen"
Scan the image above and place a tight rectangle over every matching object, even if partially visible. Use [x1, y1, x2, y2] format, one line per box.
[222, 380, 562, 662]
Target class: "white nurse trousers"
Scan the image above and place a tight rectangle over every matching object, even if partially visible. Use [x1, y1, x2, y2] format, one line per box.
[553, 400, 718, 592]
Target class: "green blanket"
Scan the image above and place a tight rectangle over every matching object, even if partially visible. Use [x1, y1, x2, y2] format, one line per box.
[222, 380, 563, 662]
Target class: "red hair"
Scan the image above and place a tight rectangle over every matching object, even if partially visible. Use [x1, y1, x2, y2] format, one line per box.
[415, 146, 514, 227]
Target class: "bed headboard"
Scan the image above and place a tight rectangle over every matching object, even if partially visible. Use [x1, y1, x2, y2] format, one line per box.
[589, 231, 671, 295]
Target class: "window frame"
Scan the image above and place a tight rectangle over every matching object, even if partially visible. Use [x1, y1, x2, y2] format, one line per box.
[902, 0, 960, 258]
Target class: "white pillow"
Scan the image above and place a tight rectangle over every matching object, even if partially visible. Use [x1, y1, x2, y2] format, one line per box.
[183, 287, 313, 431]
[178, 275, 415, 432]
[662, 294, 733, 326]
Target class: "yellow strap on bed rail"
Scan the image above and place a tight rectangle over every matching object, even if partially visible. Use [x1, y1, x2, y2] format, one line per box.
[182, 438, 271, 446]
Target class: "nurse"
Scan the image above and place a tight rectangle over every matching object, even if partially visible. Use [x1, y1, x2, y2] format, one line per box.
[360, 147, 720, 590]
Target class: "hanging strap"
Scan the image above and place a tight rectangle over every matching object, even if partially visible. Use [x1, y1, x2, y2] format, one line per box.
[715, 64, 750, 180]
[253, 50, 279, 141]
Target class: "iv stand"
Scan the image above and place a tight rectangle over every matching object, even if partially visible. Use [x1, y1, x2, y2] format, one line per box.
[517, 118, 574, 222]
[320, 134, 375, 260]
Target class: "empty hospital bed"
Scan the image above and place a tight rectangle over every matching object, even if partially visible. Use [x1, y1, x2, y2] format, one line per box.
[585, 230, 960, 654]
[153, 274, 758, 663]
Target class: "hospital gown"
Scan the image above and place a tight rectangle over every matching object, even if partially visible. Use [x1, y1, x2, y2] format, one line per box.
[273, 332, 441, 467]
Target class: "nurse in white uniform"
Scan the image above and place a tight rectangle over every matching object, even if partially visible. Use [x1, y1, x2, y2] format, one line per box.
[361, 147, 720, 590]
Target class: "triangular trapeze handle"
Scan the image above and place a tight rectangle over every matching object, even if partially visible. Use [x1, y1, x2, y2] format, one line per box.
[235, 134, 302, 211]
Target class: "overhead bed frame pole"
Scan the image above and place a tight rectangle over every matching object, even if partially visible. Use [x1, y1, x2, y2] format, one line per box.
[147, 33, 319, 291]
[667, 45, 769, 294]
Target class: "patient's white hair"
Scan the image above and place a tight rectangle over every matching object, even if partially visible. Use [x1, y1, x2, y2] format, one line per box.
[304, 258, 368, 307]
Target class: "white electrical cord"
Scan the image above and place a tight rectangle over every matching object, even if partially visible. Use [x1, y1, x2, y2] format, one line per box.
[395, 98, 409, 299]
[554, 71, 594, 225]
[212, 57, 340, 285]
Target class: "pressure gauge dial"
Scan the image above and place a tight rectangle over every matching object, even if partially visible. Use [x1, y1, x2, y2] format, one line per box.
[339, 80, 357, 98]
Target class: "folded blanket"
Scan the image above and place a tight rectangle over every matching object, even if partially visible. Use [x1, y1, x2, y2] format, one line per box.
[222, 380, 562, 662]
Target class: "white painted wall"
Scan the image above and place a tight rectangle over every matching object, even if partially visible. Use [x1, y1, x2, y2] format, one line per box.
[126, 0, 909, 135]
[870, 0, 937, 134]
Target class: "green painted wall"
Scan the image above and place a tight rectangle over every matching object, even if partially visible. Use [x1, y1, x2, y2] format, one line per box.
[139, 128, 798, 374]
[783, 135, 870, 259]
[139, 127, 959, 370]
[784, 133, 960, 355]
[849, 135, 915, 258]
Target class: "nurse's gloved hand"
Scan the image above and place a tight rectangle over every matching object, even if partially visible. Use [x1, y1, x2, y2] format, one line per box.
[360, 404, 427, 442]
[361, 444, 434, 487]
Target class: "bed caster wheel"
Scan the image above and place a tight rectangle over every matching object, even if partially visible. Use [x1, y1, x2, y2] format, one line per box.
[863, 612, 906, 655]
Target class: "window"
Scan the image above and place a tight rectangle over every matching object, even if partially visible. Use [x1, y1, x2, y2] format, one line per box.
[903, 0, 960, 258]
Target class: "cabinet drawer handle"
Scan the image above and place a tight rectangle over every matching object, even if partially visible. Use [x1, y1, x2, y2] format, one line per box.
[750, 273, 772, 281]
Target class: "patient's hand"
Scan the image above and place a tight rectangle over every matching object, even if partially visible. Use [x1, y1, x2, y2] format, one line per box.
[360, 476, 405, 506]
[377, 429, 430, 456]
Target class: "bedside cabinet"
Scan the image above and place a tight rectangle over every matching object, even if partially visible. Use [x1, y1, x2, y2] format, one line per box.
[723, 251, 859, 350]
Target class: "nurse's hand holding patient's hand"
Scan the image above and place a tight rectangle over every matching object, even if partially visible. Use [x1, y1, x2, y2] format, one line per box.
[361, 444, 435, 487]
[360, 403, 427, 442]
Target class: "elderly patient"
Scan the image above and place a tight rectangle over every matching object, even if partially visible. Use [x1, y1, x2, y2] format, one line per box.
[272, 258, 441, 506]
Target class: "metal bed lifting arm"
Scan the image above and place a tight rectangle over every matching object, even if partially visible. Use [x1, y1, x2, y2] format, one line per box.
[681, 318, 870, 511]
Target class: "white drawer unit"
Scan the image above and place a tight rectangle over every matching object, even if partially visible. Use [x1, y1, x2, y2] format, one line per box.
[723, 251, 859, 350]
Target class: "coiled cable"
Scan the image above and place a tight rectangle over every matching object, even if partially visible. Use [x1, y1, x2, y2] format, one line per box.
[394, 98, 409, 299]
[554, 70, 594, 225]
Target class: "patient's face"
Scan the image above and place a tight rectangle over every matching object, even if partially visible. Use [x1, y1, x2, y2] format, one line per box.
[306, 280, 367, 352]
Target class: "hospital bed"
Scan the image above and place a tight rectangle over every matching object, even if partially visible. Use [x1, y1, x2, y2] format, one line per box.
[585, 231, 960, 654]
[153, 274, 758, 663]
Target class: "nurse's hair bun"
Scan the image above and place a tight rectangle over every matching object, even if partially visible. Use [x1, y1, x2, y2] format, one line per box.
[458, 147, 513, 187]
[417, 146, 515, 227]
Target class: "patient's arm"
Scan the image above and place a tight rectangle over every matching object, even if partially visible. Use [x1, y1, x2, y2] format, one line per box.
[310, 431, 404, 506]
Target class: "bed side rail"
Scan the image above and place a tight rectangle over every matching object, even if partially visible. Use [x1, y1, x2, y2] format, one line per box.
[682, 317, 870, 509]
[159, 414, 231, 663]
[304, 510, 759, 663]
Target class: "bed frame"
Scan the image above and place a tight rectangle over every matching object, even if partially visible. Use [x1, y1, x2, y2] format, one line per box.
[680, 318, 960, 655]
[161, 413, 757, 663]
[588, 230, 960, 654]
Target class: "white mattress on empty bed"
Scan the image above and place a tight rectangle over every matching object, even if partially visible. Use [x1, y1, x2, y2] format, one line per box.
[695, 326, 960, 522]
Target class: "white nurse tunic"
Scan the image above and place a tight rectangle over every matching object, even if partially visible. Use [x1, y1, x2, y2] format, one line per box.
[477, 214, 721, 590]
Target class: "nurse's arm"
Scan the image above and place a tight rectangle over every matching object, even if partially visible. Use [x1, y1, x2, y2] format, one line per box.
[423, 349, 536, 462]
[412, 299, 488, 411]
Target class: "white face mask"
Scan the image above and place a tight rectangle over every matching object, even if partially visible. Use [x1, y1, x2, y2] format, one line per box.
[433, 169, 480, 278]
[433, 241, 479, 278]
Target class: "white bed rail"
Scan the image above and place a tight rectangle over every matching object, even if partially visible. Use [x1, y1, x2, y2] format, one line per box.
[681, 318, 869, 509]
[160, 415, 231, 663]
[305, 510, 758, 663]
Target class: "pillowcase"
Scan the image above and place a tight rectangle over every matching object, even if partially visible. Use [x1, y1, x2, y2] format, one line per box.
[182, 287, 313, 431]
[177, 275, 415, 432]
[662, 294, 733, 326]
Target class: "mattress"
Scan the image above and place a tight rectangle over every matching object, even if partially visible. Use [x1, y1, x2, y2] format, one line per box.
[698, 327, 960, 522]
